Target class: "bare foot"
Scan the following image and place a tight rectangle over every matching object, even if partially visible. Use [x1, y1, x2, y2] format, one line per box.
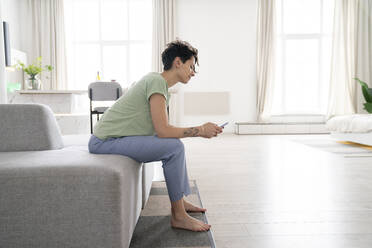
[183, 199, 207, 212]
[171, 213, 211, 232]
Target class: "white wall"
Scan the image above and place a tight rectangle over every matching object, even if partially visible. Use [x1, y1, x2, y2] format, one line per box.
[176, 0, 258, 132]
[0, 0, 4, 103]
[1, 0, 26, 101]
[1, 0, 22, 50]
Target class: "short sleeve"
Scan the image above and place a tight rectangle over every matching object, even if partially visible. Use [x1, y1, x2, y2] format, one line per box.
[146, 78, 168, 102]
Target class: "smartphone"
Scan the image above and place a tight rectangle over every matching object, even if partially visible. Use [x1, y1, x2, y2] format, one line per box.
[220, 122, 229, 128]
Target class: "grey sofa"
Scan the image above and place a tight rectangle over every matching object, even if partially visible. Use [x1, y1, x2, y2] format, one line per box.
[0, 104, 154, 248]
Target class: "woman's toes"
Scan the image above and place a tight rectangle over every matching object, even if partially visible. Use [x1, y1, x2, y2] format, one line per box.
[171, 214, 211, 232]
[199, 223, 210, 231]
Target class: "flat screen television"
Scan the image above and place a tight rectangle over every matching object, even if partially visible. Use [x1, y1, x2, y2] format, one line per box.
[3, 21, 11, 67]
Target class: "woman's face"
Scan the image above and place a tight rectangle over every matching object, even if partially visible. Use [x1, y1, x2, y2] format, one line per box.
[177, 57, 196, 84]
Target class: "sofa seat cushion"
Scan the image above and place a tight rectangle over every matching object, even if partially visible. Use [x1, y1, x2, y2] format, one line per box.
[61, 134, 155, 210]
[0, 146, 143, 248]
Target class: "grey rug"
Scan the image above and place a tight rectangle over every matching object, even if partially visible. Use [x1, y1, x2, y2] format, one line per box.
[293, 138, 372, 157]
[129, 180, 216, 248]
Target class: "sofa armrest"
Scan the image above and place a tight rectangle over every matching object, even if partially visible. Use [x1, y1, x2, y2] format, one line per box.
[0, 104, 64, 151]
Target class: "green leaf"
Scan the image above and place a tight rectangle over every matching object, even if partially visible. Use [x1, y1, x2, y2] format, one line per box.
[354, 78, 372, 103]
[354, 77, 368, 88]
[362, 87, 372, 103]
[13, 56, 53, 77]
[364, 102, 372, 113]
[45, 65, 53, 71]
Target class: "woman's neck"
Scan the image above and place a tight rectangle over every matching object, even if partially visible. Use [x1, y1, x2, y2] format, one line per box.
[160, 71, 178, 88]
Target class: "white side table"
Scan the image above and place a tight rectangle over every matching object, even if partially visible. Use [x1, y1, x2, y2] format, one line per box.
[9, 90, 89, 114]
[9, 90, 90, 135]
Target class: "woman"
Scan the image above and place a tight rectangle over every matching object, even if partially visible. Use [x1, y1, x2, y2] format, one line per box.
[88, 40, 223, 232]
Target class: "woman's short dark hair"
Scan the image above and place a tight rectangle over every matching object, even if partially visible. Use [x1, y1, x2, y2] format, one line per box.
[161, 40, 198, 72]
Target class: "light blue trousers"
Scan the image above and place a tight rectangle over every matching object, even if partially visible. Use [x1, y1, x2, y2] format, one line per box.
[88, 135, 191, 202]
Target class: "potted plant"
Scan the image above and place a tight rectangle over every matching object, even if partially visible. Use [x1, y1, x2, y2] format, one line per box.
[354, 77, 372, 113]
[15, 56, 53, 90]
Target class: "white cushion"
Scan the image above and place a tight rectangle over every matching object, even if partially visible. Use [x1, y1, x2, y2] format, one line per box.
[326, 114, 372, 133]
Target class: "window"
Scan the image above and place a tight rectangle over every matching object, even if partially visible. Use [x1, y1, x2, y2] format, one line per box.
[64, 0, 152, 90]
[272, 0, 335, 115]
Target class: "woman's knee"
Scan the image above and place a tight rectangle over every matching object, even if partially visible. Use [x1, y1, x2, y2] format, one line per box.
[168, 138, 185, 153]
[88, 135, 101, 153]
[157, 138, 185, 156]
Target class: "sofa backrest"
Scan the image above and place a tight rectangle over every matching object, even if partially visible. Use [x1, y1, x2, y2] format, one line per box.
[0, 104, 64, 152]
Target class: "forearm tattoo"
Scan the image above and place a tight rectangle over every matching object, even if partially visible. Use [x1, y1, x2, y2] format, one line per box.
[183, 127, 199, 137]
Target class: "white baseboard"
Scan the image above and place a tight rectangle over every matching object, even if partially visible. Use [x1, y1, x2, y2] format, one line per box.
[235, 122, 329, 134]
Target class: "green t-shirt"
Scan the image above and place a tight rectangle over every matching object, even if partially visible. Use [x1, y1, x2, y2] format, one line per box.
[93, 72, 170, 140]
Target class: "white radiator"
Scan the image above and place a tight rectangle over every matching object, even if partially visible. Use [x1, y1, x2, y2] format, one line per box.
[235, 122, 329, 134]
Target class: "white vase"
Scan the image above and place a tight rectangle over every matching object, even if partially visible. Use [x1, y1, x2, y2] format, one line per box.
[26, 76, 41, 90]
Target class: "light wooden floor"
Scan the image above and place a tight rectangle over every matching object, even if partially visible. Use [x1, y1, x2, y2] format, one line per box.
[181, 134, 372, 248]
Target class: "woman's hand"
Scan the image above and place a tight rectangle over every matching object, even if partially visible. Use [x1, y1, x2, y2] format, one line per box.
[199, 122, 223, 138]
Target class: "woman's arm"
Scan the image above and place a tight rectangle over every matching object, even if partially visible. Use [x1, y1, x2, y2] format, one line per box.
[149, 93, 222, 138]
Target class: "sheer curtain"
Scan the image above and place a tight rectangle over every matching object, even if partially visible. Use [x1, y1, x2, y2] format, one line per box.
[152, 0, 176, 73]
[256, 0, 276, 122]
[152, 0, 179, 125]
[327, 0, 359, 118]
[355, 0, 372, 113]
[25, 0, 68, 90]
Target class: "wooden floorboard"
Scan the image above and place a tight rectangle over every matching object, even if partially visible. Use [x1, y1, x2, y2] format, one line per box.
[181, 134, 372, 248]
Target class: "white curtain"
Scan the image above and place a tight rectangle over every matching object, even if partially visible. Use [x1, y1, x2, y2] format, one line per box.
[256, 0, 276, 122]
[327, 0, 359, 118]
[152, 0, 179, 125]
[355, 0, 372, 113]
[152, 0, 176, 73]
[25, 0, 68, 90]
